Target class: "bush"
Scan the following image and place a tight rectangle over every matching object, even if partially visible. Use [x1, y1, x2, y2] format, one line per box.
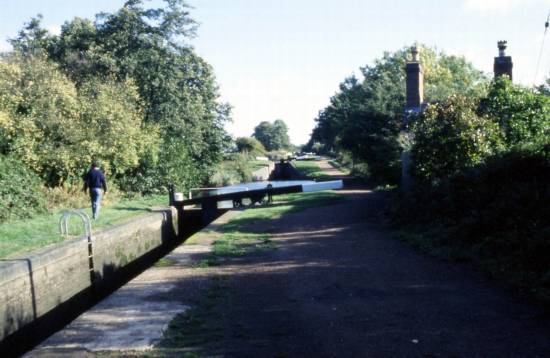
[411, 95, 501, 181]
[42, 183, 123, 212]
[0, 155, 46, 222]
[479, 77, 550, 148]
[210, 153, 252, 187]
[390, 145, 550, 301]
[235, 137, 267, 157]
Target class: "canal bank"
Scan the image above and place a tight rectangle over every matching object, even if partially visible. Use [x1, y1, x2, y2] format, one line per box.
[0, 207, 207, 357]
[25, 188, 344, 356]
[26, 209, 240, 356]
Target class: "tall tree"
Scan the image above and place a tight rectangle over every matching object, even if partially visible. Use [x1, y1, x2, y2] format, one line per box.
[7, 0, 230, 192]
[308, 44, 488, 184]
[479, 77, 550, 148]
[253, 119, 291, 151]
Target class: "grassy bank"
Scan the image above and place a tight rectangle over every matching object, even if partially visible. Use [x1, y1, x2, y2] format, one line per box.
[327, 159, 351, 175]
[189, 190, 342, 267]
[0, 195, 166, 259]
[249, 160, 271, 171]
[389, 149, 550, 305]
[210, 153, 273, 187]
[291, 159, 333, 181]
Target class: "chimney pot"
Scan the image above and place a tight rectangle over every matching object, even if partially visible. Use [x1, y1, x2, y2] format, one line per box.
[411, 46, 419, 62]
[497, 40, 507, 57]
[494, 40, 513, 81]
[405, 47, 424, 111]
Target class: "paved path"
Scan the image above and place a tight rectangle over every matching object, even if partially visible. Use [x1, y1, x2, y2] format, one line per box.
[185, 188, 550, 357]
[316, 159, 347, 178]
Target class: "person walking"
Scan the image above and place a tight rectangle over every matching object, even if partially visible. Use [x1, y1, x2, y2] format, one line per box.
[83, 161, 107, 220]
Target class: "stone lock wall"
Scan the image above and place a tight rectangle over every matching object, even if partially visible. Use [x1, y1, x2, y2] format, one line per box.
[0, 207, 177, 343]
[251, 162, 275, 181]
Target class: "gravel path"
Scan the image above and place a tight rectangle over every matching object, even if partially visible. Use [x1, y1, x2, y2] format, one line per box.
[189, 166, 550, 357]
[316, 159, 347, 177]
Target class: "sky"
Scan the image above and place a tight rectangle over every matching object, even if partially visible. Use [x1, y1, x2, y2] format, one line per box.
[1, 0, 550, 144]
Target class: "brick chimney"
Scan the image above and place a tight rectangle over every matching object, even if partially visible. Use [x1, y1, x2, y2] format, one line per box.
[405, 46, 424, 112]
[494, 40, 513, 80]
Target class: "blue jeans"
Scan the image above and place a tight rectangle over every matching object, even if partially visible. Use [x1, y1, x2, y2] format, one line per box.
[90, 188, 102, 219]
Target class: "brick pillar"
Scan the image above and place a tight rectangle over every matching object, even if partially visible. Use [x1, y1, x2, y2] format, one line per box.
[405, 47, 424, 111]
[402, 46, 424, 191]
[494, 40, 513, 81]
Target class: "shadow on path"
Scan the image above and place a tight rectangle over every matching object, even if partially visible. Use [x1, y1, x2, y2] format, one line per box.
[171, 189, 550, 357]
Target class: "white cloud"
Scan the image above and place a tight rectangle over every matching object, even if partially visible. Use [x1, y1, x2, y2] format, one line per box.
[463, 0, 546, 12]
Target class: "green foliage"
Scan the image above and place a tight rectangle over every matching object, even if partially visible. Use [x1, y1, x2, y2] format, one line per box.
[390, 145, 550, 302]
[340, 109, 402, 183]
[411, 95, 501, 181]
[308, 44, 487, 184]
[479, 77, 550, 148]
[77, 78, 160, 180]
[3, 0, 229, 195]
[0, 55, 81, 185]
[235, 136, 267, 156]
[0, 194, 165, 258]
[0, 56, 159, 187]
[252, 119, 291, 151]
[411, 79, 550, 182]
[9, 15, 55, 57]
[0, 155, 46, 222]
[292, 160, 333, 181]
[210, 153, 252, 187]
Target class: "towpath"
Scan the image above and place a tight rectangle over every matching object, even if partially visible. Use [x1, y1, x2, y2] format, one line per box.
[30, 160, 550, 357]
[171, 168, 550, 357]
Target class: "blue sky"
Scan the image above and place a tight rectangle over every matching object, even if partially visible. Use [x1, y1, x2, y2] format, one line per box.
[1, 0, 550, 144]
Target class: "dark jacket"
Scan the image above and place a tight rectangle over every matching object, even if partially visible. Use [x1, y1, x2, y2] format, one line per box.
[84, 168, 107, 192]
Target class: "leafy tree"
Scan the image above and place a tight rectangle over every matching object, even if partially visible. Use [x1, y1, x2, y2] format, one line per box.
[479, 77, 550, 148]
[235, 137, 267, 156]
[77, 77, 160, 180]
[9, 15, 55, 57]
[0, 155, 46, 222]
[411, 95, 501, 181]
[47, 17, 102, 83]
[309, 44, 488, 184]
[7, 0, 230, 192]
[253, 121, 274, 150]
[0, 55, 81, 185]
[0, 55, 159, 186]
[272, 119, 291, 149]
[253, 119, 291, 151]
[89, 1, 227, 190]
[410, 75, 548, 183]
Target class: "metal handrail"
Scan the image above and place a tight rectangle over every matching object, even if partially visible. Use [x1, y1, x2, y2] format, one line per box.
[59, 210, 91, 238]
[59, 210, 95, 286]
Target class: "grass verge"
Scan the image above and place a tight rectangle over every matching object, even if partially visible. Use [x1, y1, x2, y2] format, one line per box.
[151, 190, 343, 354]
[194, 190, 342, 268]
[0, 195, 166, 259]
[249, 160, 272, 171]
[327, 159, 351, 175]
[291, 160, 333, 181]
[156, 275, 228, 355]
[393, 227, 550, 306]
